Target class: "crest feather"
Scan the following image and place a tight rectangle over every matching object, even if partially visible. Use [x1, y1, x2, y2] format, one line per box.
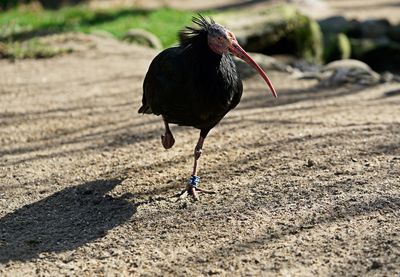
[179, 14, 214, 47]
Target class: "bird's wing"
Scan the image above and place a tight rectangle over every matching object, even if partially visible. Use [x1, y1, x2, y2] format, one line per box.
[142, 47, 197, 122]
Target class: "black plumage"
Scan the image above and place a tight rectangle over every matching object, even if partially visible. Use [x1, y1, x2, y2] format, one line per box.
[138, 15, 276, 200]
[139, 16, 242, 132]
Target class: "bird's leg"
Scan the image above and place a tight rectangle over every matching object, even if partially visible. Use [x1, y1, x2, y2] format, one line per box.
[184, 131, 215, 200]
[161, 116, 175, 149]
[192, 135, 204, 176]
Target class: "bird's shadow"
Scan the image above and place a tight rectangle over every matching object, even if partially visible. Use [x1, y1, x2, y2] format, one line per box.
[0, 179, 135, 263]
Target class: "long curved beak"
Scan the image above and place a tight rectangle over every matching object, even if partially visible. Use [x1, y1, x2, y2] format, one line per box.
[229, 39, 277, 98]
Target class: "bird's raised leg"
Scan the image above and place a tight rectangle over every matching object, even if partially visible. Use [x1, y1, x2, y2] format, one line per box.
[161, 116, 175, 149]
[182, 129, 215, 200]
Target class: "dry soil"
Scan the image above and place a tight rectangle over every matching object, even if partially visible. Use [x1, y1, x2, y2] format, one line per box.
[0, 31, 399, 276]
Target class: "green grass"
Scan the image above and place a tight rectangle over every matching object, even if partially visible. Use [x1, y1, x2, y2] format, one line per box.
[0, 6, 210, 47]
[0, 39, 73, 59]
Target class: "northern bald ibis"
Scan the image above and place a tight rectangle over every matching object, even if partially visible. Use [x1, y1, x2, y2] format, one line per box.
[138, 15, 276, 200]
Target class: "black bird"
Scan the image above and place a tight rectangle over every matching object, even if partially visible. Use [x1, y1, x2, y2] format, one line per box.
[139, 15, 276, 200]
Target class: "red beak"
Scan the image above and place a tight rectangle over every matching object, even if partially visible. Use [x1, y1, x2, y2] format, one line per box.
[229, 40, 277, 98]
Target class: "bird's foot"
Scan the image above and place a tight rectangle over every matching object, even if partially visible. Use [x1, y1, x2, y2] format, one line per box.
[161, 132, 175, 149]
[177, 186, 215, 201]
[176, 175, 215, 201]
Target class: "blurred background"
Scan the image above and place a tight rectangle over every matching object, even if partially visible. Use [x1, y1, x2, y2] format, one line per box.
[1, 0, 400, 73]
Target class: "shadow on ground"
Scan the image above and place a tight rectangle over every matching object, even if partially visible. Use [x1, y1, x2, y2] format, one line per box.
[0, 81, 380, 167]
[237, 80, 370, 111]
[0, 179, 135, 263]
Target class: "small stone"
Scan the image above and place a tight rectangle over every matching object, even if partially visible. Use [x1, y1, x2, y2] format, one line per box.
[320, 59, 380, 87]
[306, 159, 316, 167]
[369, 260, 383, 270]
[208, 269, 222, 275]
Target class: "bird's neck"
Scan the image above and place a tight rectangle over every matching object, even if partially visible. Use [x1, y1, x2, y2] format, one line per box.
[183, 40, 237, 84]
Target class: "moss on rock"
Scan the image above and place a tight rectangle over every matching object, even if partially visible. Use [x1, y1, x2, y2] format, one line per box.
[289, 14, 323, 63]
[215, 5, 323, 63]
[324, 33, 351, 62]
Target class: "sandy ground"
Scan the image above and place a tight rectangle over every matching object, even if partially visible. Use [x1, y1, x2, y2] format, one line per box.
[0, 31, 399, 276]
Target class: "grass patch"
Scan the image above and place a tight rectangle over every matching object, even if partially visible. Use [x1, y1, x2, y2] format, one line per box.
[0, 39, 72, 59]
[0, 6, 211, 48]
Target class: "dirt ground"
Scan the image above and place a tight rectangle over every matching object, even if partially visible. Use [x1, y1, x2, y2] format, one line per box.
[1, 0, 400, 270]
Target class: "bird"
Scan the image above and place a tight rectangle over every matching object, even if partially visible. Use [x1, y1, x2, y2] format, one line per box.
[138, 15, 276, 200]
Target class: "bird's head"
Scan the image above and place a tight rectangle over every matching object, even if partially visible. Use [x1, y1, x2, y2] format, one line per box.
[180, 15, 277, 98]
[207, 23, 277, 98]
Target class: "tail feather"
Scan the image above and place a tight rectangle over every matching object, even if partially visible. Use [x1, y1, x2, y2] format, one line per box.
[138, 105, 152, 114]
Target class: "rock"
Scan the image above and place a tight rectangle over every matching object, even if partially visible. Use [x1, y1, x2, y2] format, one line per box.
[318, 16, 351, 34]
[389, 24, 400, 43]
[123, 29, 162, 49]
[360, 19, 391, 39]
[306, 159, 316, 167]
[323, 59, 373, 72]
[369, 260, 383, 270]
[345, 19, 363, 38]
[290, 59, 321, 72]
[292, 15, 323, 63]
[234, 52, 294, 79]
[351, 38, 400, 72]
[350, 38, 381, 58]
[324, 33, 351, 62]
[362, 43, 400, 72]
[215, 5, 323, 63]
[319, 59, 381, 86]
[319, 17, 363, 40]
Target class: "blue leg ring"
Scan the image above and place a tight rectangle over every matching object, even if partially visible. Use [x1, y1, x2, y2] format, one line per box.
[188, 175, 200, 188]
